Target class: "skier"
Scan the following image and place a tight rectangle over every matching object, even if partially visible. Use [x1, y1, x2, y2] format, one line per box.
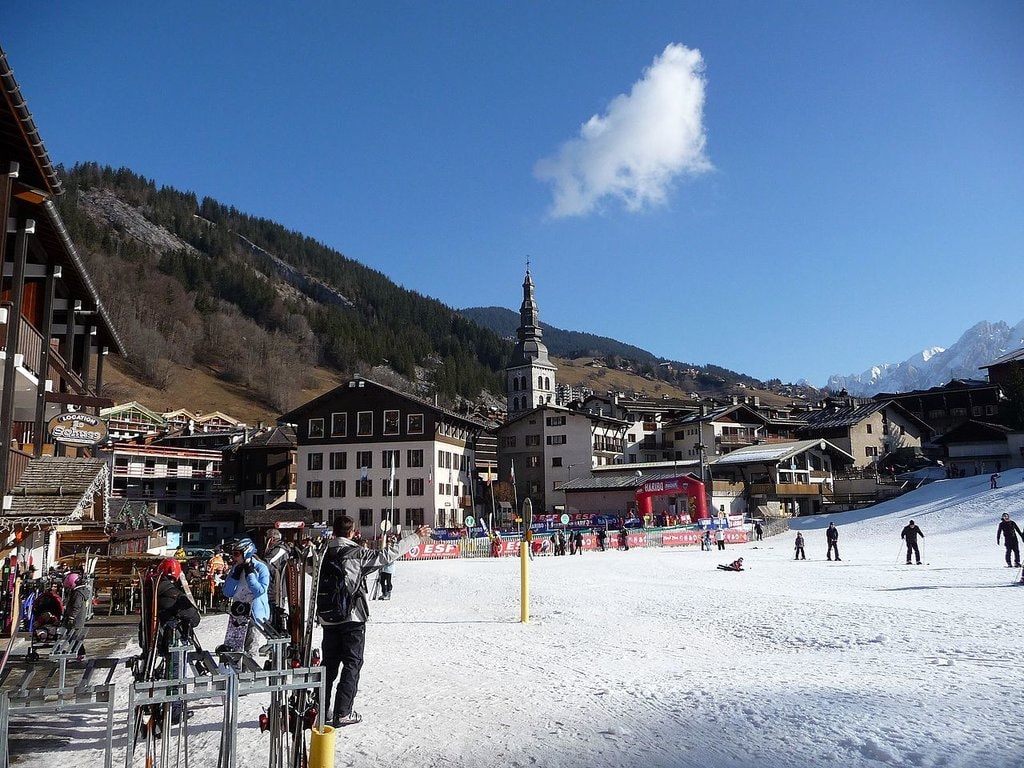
[377, 560, 394, 600]
[701, 530, 712, 551]
[222, 537, 270, 655]
[901, 520, 925, 565]
[996, 512, 1022, 568]
[754, 521, 764, 541]
[596, 528, 607, 552]
[61, 572, 91, 660]
[717, 557, 744, 572]
[826, 522, 841, 561]
[794, 532, 806, 560]
[990, 473, 1000, 490]
[264, 529, 291, 632]
[317, 515, 431, 728]
[618, 525, 630, 551]
[714, 527, 726, 551]
[572, 530, 583, 555]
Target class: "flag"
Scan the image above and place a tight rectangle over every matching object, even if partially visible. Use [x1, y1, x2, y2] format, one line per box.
[389, 461, 395, 493]
[510, 459, 516, 485]
[428, 466, 433, 485]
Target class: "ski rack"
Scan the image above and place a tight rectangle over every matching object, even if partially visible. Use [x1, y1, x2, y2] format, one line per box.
[125, 639, 325, 768]
[0, 657, 119, 768]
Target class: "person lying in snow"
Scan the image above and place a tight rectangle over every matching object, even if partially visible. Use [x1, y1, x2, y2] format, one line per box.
[717, 558, 744, 572]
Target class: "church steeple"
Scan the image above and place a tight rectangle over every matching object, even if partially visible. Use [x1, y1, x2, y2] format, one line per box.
[506, 266, 557, 417]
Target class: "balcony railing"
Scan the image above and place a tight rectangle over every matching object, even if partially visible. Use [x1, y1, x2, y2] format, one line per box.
[3, 447, 33, 494]
[749, 482, 828, 497]
[0, 304, 43, 378]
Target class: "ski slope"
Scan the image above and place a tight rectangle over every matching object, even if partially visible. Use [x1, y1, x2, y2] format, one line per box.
[12, 470, 1024, 767]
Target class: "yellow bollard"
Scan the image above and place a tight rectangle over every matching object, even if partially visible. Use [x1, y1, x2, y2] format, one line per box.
[309, 725, 337, 768]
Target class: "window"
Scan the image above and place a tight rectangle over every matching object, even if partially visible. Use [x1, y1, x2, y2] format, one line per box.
[359, 509, 373, 527]
[527, 456, 540, 468]
[384, 410, 400, 435]
[252, 493, 265, 507]
[546, 435, 567, 445]
[308, 418, 325, 439]
[308, 452, 323, 471]
[865, 446, 879, 457]
[329, 480, 346, 497]
[502, 436, 517, 448]
[985, 405, 996, 415]
[356, 451, 373, 470]
[330, 451, 347, 471]
[357, 411, 373, 436]
[382, 449, 400, 469]
[972, 406, 983, 416]
[355, 479, 373, 497]
[438, 509, 447, 527]
[546, 415, 566, 427]
[381, 478, 399, 496]
[407, 449, 424, 467]
[950, 407, 967, 417]
[552, 457, 563, 467]
[525, 434, 540, 446]
[327, 509, 345, 525]
[407, 478, 425, 496]
[331, 412, 347, 437]
[512, 378, 520, 391]
[405, 508, 424, 527]
[408, 414, 424, 434]
[306, 480, 323, 498]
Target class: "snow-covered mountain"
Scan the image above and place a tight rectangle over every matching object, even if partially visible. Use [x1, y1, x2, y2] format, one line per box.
[826, 319, 1024, 395]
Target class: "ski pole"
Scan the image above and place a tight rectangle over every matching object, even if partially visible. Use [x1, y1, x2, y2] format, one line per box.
[895, 541, 904, 564]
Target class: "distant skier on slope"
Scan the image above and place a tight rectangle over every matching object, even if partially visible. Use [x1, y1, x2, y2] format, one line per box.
[996, 513, 1022, 569]
[826, 522, 841, 561]
[717, 557, 744, 572]
[794, 532, 806, 560]
[901, 520, 925, 565]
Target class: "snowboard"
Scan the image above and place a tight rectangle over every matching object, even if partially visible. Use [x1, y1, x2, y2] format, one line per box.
[220, 577, 255, 653]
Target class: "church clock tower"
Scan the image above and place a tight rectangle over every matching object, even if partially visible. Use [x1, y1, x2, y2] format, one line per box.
[506, 268, 557, 417]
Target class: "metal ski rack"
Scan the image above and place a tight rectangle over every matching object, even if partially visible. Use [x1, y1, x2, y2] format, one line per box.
[0, 657, 119, 768]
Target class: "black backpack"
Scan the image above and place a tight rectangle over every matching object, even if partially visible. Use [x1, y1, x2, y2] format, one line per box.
[316, 546, 364, 623]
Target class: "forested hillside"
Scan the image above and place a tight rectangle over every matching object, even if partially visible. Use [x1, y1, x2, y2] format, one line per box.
[56, 163, 507, 412]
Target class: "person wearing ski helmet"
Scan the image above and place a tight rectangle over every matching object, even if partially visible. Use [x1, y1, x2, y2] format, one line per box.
[263, 529, 291, 632]
[996, 512, 1022, 568]
[900, 520, 925, 565]
[61, 570, 92, 660]
[222, 537, 271, 653]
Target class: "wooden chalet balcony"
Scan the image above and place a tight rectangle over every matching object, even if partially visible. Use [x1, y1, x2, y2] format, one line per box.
[1, 302, 86, 394]
[749, 482, 828, 497]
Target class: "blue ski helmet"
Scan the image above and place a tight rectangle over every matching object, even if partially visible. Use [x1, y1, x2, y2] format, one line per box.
[228, 537, 257, 560]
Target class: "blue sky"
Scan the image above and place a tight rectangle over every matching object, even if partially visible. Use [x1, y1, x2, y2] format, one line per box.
[6, 2, 1023, 386]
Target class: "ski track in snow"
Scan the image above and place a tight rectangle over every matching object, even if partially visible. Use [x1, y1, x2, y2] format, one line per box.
[9, 470, 1024, 767]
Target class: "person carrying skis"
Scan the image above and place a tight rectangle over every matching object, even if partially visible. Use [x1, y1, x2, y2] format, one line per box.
[222, 537, 270, 655]
[826, 522, 841, 561]
[901, 520, 925, 565]
[996, 512, 1022, 568]
[263, 529, 291, 632]
[794, 532, 806, 560]
[61, 572, 91, 660]
[317, 515, 431, 727]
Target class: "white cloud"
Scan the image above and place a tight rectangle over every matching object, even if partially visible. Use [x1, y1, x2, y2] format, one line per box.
[535, 43, 712, 218]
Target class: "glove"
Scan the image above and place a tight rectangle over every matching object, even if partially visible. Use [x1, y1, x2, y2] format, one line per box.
[230, 565, 244, 581]
[243, 560, 255, 576]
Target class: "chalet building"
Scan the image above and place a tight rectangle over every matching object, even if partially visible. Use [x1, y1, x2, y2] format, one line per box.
[493, 403, 629, 515]
[979, 346, 1024, 389]
[709, 439, 855, 517]
[871, 380, 1005, 439]
[99, 442, 228, 547]
[163, 408, 245, 434]
[281, 376, 486, 538]
[579, 392, 701, 464]
[101, 401, 167, 441]
[934, 420, 1024, 475]
[1, 46, 126, 559]
[668, 403, 773, 464]
[560, 463, 701, 522]
[796, 397, 930, 469]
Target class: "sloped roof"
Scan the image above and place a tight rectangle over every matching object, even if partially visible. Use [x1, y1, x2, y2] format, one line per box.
[933, 420, 1014, 444]
[710, 439, 855, 466]
[102, 401, 167, 424]
[980, 346, 1024, 369]
[561, 467, 701, 492]
[668, 403, 769, 427]
[2, 456, 108, 526]
[241, 424, 296, 450]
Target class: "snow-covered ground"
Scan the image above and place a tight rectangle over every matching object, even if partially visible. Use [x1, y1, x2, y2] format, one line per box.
[11, 470, 1024, 767]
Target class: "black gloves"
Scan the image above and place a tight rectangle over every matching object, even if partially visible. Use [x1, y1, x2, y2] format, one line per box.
[243, 560, 256, 576]
[231, 565, 244, 581]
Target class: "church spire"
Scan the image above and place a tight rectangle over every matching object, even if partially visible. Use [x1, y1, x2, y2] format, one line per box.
[506, 265, 557, 416]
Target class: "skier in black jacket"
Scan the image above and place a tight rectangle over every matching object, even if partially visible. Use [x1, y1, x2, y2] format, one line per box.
[996, 513, 1022, 568]
[826, 522, 841, 561]
[264, 529, 291, 632]
[901, 520, 925, 565]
